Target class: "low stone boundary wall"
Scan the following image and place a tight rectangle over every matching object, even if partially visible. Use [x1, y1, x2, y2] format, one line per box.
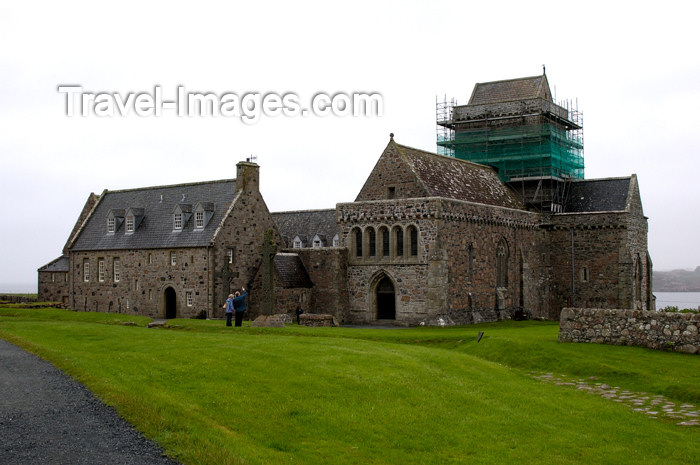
[0, 295, 38, 304]
[559, 308, 700, 354]
[299, 314, 340, 327]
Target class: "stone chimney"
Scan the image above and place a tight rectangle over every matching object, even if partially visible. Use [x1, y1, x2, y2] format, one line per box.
[236, 160, 259, 193]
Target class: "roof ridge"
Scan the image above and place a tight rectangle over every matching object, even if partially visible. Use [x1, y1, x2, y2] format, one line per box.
[571, 175, 632, 183]
[474, 74, 543, 87]
[272, 208, 335, 215]
[104, 178, 236, 194]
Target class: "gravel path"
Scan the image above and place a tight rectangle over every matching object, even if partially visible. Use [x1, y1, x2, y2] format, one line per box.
[0, 338, 182, 465]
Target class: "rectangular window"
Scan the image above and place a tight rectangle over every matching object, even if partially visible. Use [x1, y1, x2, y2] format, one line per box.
[51, 273, 55, 283]
[174, 213, 183, 230]
[113, 258, 121, 283]
[186, 291, 193, 307]
[195, 211, 204, 228]
[98, 259, 105, 282]
[148, 253, 152, 265]
[83, 260, 90, 282]
[126, 217, 134, 232]
[395, 228, 404, 257]
[227, 249, 234, 264]
[107, 217, 115, 233]
[387, 186, 396, 199]
[410, 228, 418, 256]
[382, 229, 390, 257]
[171, 251, 177, 266]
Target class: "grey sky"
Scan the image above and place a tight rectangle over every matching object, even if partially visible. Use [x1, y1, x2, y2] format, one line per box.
[1, 1, 699, 292]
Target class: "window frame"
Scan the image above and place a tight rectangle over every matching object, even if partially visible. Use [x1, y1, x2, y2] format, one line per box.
[113, 258, 121, 283]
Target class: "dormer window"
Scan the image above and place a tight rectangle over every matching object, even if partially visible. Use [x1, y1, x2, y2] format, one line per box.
[193, 202, 214, 230]
[106, 209, 125, 234]
[312, 234, 325, 248]
[332, 234, 339, 247]
[293, 236, 303, 248]
[122, 208, 144, 234]
[172, 204, 192, 231]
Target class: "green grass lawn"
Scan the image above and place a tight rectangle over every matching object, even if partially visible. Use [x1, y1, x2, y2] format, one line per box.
[1, 307, 699, 465]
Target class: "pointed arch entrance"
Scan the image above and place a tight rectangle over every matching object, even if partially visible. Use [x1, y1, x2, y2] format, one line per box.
[374, 275, 396, 320]
[164, 287, 177, 319]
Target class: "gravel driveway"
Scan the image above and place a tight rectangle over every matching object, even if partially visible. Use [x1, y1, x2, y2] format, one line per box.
[0, 338, 181, 465]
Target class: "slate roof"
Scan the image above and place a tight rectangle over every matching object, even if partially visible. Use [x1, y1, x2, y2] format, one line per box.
[70, 179, 237, 251]
[274, 253, 313, 288]
[468, 74, 552, 105]
[272, 209, 338, 247]
[395, 143, 525, 210]
[564, 177, 632, 213]
[38, 256, 69, 272]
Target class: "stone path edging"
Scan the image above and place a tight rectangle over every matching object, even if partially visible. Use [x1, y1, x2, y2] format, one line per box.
[530, 372, 699, 427]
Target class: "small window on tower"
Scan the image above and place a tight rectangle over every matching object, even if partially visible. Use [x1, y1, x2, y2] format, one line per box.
[387, 186, 396, 199]
[581, 266, 589, 283]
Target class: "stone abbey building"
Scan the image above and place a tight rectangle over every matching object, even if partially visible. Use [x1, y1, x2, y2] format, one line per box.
[39, 73, 653, 325]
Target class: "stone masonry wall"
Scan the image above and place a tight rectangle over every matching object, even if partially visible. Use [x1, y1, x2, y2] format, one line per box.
[438, 198, 543, 323]
[70, 247, 211, 319]
[337, 198, 439, 325]
[38, 271, 69, 304]
[545, 205, 651, 319]
[293, 247, 349, 320]
[354, 142, 428, 202]
[559, 307, 700, 354]
[211, 187, 281, 318]
[338, 197, 548, 325]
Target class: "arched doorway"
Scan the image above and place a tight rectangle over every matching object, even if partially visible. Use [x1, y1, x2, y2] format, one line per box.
[376, 276, 396, 320]
[164, 287, 177, 319]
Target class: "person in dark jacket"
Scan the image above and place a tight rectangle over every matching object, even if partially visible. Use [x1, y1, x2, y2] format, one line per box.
[223, 294, 234, 327]
[232, 288, 248, 327]
[295, 305, 304, 325]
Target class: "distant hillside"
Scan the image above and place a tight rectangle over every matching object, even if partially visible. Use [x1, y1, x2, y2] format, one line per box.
[653, 266, 700, 292]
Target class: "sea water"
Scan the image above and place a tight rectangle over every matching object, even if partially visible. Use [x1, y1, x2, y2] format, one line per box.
[654, 292, 700, 310]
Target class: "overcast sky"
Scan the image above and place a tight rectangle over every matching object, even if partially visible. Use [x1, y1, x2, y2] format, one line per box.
[1, 1, 699, 292]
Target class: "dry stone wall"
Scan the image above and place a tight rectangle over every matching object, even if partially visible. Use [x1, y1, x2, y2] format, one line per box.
[559, 307, 700, 354]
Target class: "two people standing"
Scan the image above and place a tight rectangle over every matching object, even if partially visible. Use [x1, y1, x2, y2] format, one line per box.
[224, 287, 248, 327]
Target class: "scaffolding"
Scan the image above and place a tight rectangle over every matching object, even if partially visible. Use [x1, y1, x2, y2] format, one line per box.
[436, 95, 457, 157]
[436, 95, 584, 212]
